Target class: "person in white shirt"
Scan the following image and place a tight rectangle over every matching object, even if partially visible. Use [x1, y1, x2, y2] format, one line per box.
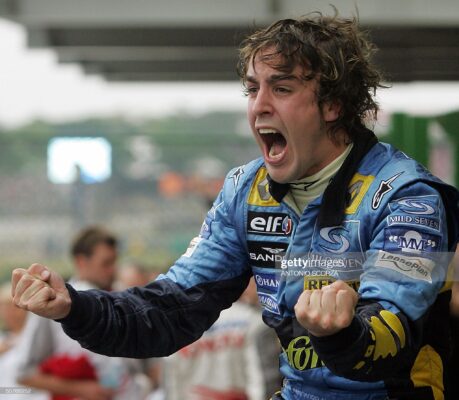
[15, 226, 145, 400]
[0, 283, 48, 400]
[163, 278, 281, 400]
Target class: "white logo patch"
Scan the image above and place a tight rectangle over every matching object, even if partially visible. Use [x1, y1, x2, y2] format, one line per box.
[183, 237, 203, 258]
[375, 250, 435, 283]
[396, 199, 435, 215]
[319, 226, 351, 254]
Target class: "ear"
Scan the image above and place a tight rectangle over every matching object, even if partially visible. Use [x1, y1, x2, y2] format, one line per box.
[322, 100, 341, 122]
[74, 254, 88, 270]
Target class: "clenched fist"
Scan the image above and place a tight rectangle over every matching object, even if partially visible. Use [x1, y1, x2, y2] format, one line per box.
[11, 263, 71, 320]
[294, 280, 358, 337]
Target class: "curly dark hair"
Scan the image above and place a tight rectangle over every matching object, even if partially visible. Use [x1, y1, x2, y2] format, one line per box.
[237, 12, 385, 139]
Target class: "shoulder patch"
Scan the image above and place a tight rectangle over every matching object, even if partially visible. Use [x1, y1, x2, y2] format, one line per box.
[383, 227, 441, 255]
[387, 195, 441, 232]
[389, 195, 438, 216]
[247, 167, 280, 207]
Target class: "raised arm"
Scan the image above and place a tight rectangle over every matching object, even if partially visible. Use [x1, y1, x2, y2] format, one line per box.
[295, 182, 455, 382]
[12, 167, 252, 359]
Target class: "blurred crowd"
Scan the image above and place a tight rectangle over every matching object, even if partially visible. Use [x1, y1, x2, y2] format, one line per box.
[0, 226, 281, 400]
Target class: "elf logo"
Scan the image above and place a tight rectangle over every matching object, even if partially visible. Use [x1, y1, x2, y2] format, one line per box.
[248, 212, 292, 236]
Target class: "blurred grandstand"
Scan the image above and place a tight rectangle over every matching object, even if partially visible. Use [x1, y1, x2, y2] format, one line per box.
[0, 113, 259, 280]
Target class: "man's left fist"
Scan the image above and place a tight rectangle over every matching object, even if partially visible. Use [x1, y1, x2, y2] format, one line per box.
[294, 280, 358, 337]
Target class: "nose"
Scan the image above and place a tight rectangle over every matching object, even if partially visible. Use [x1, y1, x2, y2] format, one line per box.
[251, 86, 273, 117]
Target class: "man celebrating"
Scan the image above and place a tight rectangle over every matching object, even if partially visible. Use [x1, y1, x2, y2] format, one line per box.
[12, 13, 459, 400]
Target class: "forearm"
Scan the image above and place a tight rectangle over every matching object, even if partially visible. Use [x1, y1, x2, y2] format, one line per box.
[59, 271, 251, 358]
[19, 373, 86, 397]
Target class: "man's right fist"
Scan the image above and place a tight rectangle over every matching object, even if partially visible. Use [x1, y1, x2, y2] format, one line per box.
[11, 263, 72, 320]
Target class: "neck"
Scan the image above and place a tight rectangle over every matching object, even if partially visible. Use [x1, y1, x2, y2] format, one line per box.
[286, 143, 353, 214]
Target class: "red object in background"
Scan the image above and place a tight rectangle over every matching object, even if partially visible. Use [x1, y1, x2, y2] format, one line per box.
[39, 353, 97, 400]
[158, 172, 186, 197]
[192, 386, 248, 400]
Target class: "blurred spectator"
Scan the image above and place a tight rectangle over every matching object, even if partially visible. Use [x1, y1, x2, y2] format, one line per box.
[239, 279, 282, 397]
[15, 226, 148, 400]
[162, 278, 281, 400]
[0, 283, 26, 353]
[0, 283, 47, 399]
[116, 262, 150, 289]
[115, 262, 164, 400]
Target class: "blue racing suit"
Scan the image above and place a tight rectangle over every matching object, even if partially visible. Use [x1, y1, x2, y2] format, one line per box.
[59, 134, 459, 400]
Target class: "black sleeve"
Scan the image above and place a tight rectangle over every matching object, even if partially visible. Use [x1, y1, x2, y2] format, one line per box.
[58, 272, 251, 358]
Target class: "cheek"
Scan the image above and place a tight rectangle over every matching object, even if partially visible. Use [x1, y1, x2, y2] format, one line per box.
[247, 105, 256, 126]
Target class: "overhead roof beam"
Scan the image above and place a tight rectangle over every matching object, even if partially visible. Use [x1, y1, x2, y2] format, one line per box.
[56, 46, 238, 63]
[3, 0, 459, 27]
[27, 26, 251, 48]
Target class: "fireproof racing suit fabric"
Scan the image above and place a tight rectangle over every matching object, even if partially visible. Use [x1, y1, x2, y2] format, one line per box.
[57, 140, 459, 400]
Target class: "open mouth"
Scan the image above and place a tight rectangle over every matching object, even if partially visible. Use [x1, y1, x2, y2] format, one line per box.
[258, 128, 287, 161]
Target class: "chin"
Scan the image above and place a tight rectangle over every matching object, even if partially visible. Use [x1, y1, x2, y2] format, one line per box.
[265, 166, 294, 184]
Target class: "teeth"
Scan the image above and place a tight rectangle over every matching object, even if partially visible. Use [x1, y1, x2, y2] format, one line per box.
[258, 128, 279, 135]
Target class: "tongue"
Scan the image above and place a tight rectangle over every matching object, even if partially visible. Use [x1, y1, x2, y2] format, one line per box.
[269, 136, 286, 157]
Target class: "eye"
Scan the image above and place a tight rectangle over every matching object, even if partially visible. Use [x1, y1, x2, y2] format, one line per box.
[274, 86, 291, 94]
[243, 86, 258, 97]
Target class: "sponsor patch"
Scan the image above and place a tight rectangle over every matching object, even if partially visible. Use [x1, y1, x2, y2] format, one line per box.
[315, 221, 362, 256]
[183, 237, 202, 258]
[283, 336, 323, 371]
[384, 228, 440, 254]
[374, 250, 435, 283]
[247, 211, 292, 236]
[345, 173, 375, 214]
[247, 167, 279, 206]
[254, 272, 280, 293]
[303, 276, 360, 291]
[389, 195, 438, 216]
[258, 292, 280, 315]
[372, 172, 404, 210]
[248, 241, 288, 268]
[386, 214, 440, 231]
[319, 226, 350, 254]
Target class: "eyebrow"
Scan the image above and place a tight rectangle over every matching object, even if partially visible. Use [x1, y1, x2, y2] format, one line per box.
[245, 74, 300, 84]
